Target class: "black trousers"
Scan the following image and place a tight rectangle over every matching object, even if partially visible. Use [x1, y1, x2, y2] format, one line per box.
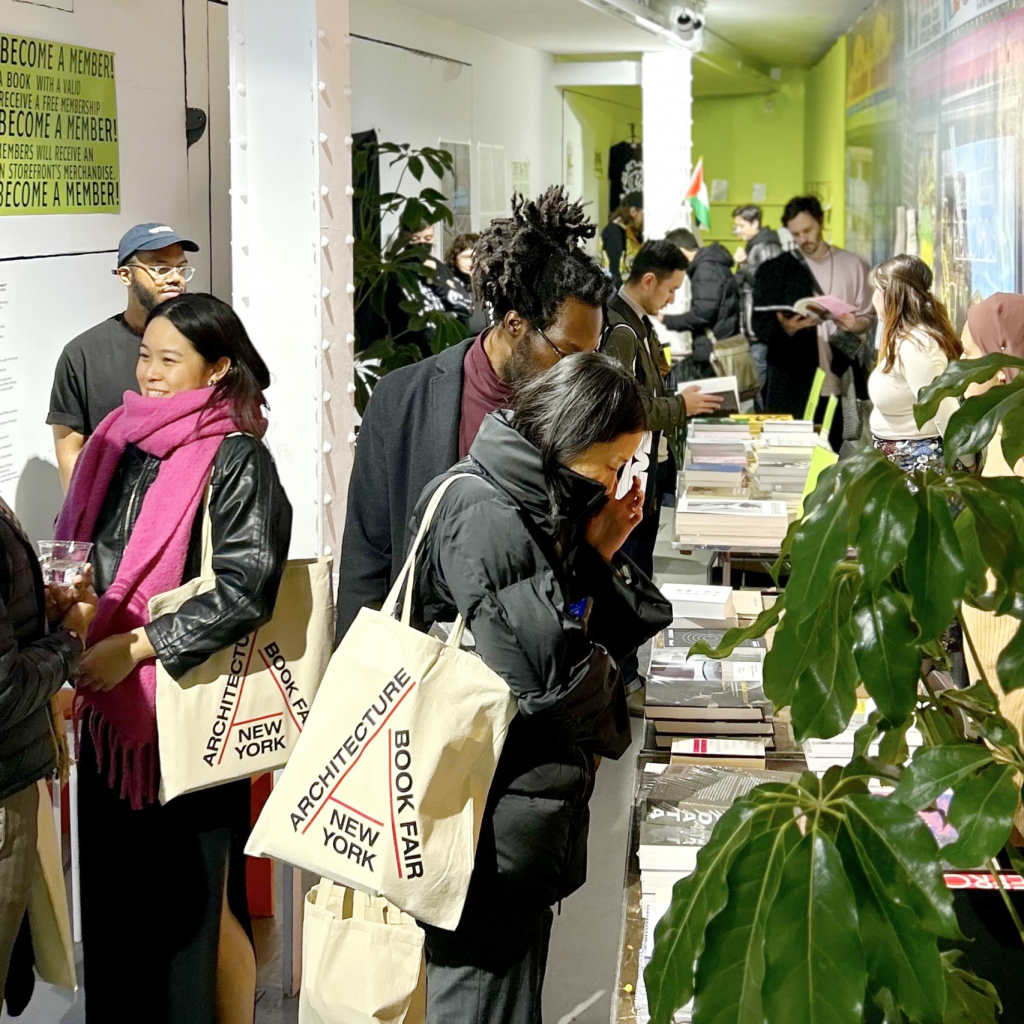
[77, 730, 253, 1023]
[423, 905, 554, 1024]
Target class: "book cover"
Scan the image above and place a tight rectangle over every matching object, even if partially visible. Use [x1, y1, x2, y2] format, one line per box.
[646, 668, 769, 709]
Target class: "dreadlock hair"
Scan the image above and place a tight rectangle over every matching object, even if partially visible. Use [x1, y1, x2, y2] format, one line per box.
[473, 186, 614, 332]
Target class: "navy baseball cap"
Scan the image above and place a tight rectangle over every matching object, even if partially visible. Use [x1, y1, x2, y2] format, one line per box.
[117, 223, 199, 266]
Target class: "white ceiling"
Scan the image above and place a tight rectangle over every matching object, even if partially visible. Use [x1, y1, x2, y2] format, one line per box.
[390, 0, 875, 67]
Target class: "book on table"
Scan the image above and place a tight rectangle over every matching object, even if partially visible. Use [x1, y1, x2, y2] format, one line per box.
[670, 736, 767, 769]
[646, 662, 769, 721]
[658, 583, 736, 626]
[654, 626, 767, 659]
[675, 498, 789, 545]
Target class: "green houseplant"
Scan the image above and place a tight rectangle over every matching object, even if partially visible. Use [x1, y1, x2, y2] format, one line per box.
[644, 353, 1024, 1024]
[352, 141, 469, 414]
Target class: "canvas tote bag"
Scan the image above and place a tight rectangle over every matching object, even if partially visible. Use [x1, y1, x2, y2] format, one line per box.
[246, 474, 517, 930]
[26, 780, 76, 993]
[299, 879, 426, 1024]
[149, 485, 334, 803]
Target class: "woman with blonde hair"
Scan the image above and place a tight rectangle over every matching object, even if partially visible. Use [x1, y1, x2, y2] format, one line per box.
[868, 253, 973, 472]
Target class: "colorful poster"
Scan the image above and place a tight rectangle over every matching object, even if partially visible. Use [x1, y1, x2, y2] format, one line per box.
[945, 0, 1015, 35]
[0, 34, 120, 215]
[847, 2, 898, 112]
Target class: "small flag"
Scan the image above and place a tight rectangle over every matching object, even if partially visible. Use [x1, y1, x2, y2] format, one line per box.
[686, 158, 711, 230]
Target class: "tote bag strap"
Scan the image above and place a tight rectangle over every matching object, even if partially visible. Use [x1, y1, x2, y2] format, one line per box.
[382, 472, 478, 646]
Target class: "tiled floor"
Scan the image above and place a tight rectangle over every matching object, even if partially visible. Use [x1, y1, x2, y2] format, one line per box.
[6, 526, 705, 1024]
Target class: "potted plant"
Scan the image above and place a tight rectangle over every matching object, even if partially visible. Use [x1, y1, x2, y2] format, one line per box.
[351, 140, 469, 414]
[645, 353, 1024, 1024]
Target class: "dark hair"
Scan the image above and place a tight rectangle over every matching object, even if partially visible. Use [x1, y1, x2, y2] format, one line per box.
[146, 293, 271, 437]
[783, 195, 825, 227]
[512, 353, 647, 508]
[732, 205, 763, 224]
[628, 239, 690, 283]
[870, 254, 962, 373]
[444, 232, 479, 270]
[665, 228, 700, 252]
[621, 191, 643, 209]
[473, 187, 613, 332]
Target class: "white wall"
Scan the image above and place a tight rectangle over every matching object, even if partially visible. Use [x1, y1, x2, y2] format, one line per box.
[349, 0, 562, 233]
[0, 0, 194, 540]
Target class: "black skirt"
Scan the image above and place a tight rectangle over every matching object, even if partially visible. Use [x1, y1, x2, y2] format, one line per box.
[77, 728, 253, 1023]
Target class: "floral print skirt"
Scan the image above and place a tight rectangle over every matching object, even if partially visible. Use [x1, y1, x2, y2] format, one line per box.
[871, 435, 947, 474]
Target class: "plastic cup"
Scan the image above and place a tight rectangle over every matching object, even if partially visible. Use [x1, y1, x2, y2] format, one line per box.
[37, 540, 93, 587]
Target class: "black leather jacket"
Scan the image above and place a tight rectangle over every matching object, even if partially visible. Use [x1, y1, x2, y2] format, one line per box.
[91, 435, 292, 680]
[0, 501, 81, 803]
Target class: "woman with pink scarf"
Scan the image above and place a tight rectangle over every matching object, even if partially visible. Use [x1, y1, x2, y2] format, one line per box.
[56, 293, 291, 1023]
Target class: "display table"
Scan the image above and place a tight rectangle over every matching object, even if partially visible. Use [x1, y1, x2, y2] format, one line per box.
[611, 719, 806, 1024]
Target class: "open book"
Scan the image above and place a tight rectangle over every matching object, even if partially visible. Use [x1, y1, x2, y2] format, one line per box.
[754, 295, 856, 323]
[678, 375, 740, 414]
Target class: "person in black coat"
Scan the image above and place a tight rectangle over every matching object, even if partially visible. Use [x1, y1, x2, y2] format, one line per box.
[661, 228, 741, 342]
[407, 354, 672, 1023]
[336, 188, 614, 646]
[0, 505, 94, 1009]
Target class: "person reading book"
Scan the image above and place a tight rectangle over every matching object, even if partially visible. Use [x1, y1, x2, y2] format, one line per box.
[751, 196, 875, 451]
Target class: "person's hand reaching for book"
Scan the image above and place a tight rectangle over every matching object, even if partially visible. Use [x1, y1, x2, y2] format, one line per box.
[682, 386, 724, 417]
[586, 476, 643, 562]
[778, 312, 818, 335]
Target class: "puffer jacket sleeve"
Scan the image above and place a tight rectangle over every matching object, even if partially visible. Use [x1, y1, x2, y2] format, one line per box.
[0, 540, 80, 726]
[429, 496, 633, 758]
[663, 264, 725, 335]
[145, 436, 292, 680]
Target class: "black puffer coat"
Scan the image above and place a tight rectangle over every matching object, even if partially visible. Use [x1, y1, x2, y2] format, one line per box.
[0, 501, 81, 803]
[735, 227, 783, 341]
[91, 434, 292, 679]
[407, 413, 671, 909]
[663, 243, 741, 341]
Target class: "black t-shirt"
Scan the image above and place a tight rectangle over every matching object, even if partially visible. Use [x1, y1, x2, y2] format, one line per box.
[47, 314, 142, 436]
[608, 141, 643, 212]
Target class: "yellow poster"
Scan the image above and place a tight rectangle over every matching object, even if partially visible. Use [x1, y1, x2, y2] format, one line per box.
[0, 34, 120, 216]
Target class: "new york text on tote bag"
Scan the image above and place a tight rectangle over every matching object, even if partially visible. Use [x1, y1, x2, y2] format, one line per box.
[246, 474, 517, 929]
[149, 482, 334, 803]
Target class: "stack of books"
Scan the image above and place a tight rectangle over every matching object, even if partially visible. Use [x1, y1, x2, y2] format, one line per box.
[637, 763, 796, 902]
[752, 442, 814, 500]
[757, 419, 818, 446]
[802, 697, 924, 775]
[681, 419, 753, 498]
[645, 623, 772, 751]
[675, 498, 790, 547]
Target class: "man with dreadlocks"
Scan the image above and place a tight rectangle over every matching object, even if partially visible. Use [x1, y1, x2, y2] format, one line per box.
[335, 187, 615, 643]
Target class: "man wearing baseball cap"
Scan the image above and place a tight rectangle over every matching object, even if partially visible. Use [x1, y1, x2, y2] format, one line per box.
[48, 223, 199, 490]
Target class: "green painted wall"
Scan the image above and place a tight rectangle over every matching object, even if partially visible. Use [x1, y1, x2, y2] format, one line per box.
[804, 37, 848, 248]
[691, 69, 807, 252]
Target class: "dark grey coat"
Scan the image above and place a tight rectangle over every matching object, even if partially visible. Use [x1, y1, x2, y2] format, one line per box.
[0, 503, 81, 803]
[407, 412, 671, 909]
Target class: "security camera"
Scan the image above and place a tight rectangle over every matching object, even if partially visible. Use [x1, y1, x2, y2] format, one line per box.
[670, 7, 704, 32]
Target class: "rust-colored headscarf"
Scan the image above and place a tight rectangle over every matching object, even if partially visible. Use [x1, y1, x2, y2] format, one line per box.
[966, 294, 1024, 381]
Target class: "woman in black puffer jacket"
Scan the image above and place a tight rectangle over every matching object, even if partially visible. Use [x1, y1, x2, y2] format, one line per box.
[0, 501, 95, 1007]
[407, 353, 672, 1024]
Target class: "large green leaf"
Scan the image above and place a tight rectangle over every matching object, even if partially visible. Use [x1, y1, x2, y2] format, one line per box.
[645, 801, 759, 1024]
[914, 353, 1024, 425]
[958, 479, 1024, 611]
[841, 794, 960, 938]
[997, 620, 1024, 693]
[692, 827, 796, 1024]
[999, 402, 1024, 467]
[905, 485, 965, 642]
[954, 509, 993, 605]
[855, 469, 918, 589]
[783, 496, 851, 626]
[894, 743, 994, 811]
[687, 602, 782, 661]
[762, 613, 806, 709]
[836, 822, 946, 1024]
[943, 374, 1024, 465]
[942, 762, 1018, 868]
[850, 583, 921, 725]
[762, 833, 866, 1024]
[940, 951, 1002, 1024]
[790, 579, 860, 741]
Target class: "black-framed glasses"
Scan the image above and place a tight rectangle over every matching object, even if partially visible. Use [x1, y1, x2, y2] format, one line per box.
[534, 323, 591, 360]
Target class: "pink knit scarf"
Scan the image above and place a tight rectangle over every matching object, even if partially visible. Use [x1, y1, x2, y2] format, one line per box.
[57, 388, 241, 808]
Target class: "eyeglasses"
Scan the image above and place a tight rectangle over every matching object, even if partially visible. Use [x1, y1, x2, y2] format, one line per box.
[115, 263, 196, 283]
[534, 324, 575, 360]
